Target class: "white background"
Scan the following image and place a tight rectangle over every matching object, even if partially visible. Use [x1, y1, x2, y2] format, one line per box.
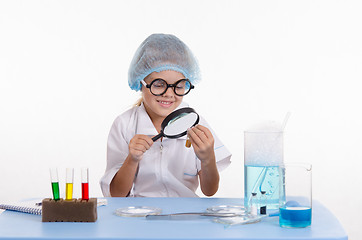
[1, 0, 361, 239]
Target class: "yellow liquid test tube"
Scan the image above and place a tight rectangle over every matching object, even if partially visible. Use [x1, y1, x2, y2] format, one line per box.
[66, 183, 73, 200]
[65, 168, 74, 200]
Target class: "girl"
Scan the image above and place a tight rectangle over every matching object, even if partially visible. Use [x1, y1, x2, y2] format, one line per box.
[100, 33, 231, 197]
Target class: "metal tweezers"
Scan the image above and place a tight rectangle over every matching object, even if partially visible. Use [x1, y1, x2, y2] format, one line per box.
[145, 212, 240, 220]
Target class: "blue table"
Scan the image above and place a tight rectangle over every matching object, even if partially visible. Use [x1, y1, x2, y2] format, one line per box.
[0, 198, 347, 240]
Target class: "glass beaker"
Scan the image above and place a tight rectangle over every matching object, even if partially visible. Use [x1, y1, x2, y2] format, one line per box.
[244, 131, 284, 211]
[279, 163, 312, 228]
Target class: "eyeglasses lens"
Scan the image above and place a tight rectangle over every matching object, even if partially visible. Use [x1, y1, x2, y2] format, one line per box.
[175, 80, 191, 96]
[150, 79, 191, 96]
[150, 79, 166, 95]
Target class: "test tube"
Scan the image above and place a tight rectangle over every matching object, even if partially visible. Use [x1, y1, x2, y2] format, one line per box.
[49, 168, 60, 200]
[260, 191, 267, 215]
[81, 168, 89, 200]
[250, 192, 258, 216]
[185, 137, 191, 148]
[65, 168, 74, 200]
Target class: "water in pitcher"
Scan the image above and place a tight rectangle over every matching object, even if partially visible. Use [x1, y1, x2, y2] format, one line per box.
[244, 122, 285, 211]
[244, 165, 280, 210]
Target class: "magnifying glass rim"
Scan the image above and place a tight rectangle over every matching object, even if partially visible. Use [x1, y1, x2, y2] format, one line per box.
[161, 107, 199, 139]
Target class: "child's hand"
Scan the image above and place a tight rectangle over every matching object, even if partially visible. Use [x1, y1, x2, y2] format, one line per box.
[187, 125, 215, 162]
[128, 134, 153, 163]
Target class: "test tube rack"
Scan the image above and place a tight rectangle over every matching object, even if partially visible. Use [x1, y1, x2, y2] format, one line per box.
[42, 198, 97, 222]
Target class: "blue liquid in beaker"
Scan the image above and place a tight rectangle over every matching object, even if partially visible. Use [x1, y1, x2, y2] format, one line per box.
[279, 207, 312, 228]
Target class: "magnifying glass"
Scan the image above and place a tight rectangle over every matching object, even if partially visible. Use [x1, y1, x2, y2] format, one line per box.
[152, 107, 199, 142]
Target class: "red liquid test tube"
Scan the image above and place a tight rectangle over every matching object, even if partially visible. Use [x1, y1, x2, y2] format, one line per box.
[81, 168, 89, 200]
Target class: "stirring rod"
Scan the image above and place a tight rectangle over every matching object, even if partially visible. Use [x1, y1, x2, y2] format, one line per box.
[282, 112, 291, 130]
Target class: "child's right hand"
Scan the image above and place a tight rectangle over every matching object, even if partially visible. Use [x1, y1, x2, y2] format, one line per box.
[128, 134, 154, 163]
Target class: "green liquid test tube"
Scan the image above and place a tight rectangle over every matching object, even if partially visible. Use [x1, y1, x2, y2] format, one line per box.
[51, 182, 60, 200]
[50, 168, 60, 200]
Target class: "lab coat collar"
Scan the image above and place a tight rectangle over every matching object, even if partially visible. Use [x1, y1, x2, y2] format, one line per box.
[135, 102, 190, 140]
[135, 103, 158, 136]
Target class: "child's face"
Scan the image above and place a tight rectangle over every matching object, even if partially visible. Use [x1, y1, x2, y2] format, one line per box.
[142, 70, 184, 123]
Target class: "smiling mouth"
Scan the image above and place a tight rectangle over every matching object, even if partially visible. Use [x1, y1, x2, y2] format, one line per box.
[157, 100, 173, 107]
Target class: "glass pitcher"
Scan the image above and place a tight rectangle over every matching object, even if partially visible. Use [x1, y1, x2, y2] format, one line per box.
[244, 130, 284, 211]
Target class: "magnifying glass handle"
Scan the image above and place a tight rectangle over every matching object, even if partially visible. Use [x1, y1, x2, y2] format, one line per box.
[152, 133, 163, 142]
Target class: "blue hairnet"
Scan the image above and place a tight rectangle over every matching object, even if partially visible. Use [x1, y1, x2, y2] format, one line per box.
[128, 33, 201, 91]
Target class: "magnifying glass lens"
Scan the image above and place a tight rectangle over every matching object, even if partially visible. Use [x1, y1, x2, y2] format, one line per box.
[151, 108, 199, 142]
[163, 112, 198, 136]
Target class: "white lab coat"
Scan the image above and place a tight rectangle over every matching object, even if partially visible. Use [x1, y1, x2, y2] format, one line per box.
[100, 102, 231, 197]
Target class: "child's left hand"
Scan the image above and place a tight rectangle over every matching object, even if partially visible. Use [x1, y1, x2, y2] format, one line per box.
[187, 125, 215, 162]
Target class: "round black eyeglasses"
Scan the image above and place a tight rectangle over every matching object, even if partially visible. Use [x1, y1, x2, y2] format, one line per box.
[141, 78, 194, 96]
